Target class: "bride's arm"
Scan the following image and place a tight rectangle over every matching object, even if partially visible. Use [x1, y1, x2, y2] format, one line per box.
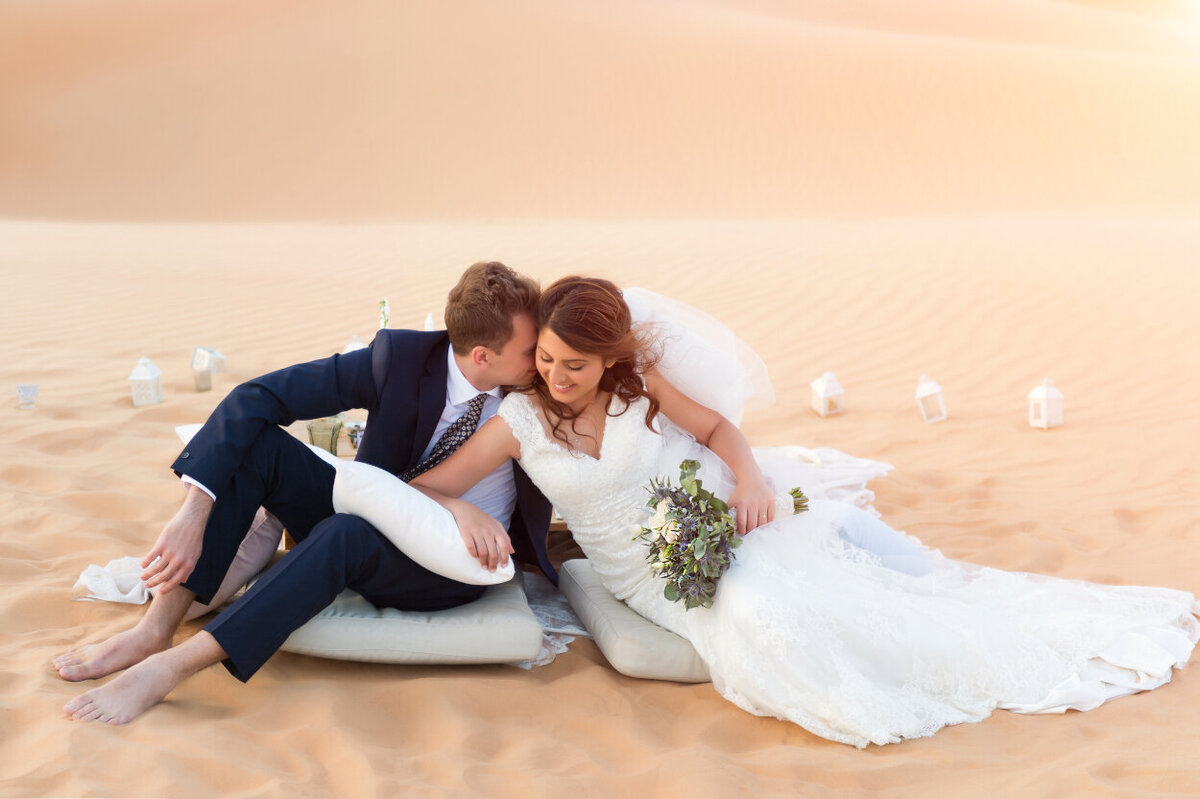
[644, 371, 776, 535]
[410, 415, 522, 571]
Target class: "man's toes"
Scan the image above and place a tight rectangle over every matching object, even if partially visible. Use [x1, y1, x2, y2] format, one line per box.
[57, 664, 87, 682]
[64, 696, 94, 719]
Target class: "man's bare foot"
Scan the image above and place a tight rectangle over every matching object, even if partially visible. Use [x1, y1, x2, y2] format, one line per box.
[62, 631, 225, 725]
[63, 652, 179, 725]
[54, 584, 196, 682]
[52, 627, 169, 682]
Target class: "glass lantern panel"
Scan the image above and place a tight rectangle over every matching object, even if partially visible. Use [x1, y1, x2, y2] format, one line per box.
[307, 418, 342, 455]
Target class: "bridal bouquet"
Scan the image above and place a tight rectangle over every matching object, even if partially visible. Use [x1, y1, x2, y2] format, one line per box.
[637, 459, 808, 610]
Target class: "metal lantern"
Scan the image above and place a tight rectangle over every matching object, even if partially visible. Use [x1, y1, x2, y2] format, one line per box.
[128, 358, 164, 406]
[810, 372, 845, 417]
[1028, 378, 1063, 430]
[915, 375, 947, 424]
[189, 343, 225, 371]
[191, 347, 221, 391]
[192, 346, 225, 373]
[307, 417, 343, 455]
[192, 367, 212, 392]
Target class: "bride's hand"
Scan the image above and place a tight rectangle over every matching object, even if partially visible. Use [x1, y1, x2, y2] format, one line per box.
[729, 474, 776, 536]
[448, 499, 514, 571]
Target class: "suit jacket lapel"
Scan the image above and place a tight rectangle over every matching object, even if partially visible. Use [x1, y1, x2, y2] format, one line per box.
[410, 341, 450, 467]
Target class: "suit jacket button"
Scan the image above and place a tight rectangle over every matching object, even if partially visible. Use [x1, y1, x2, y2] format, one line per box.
[180, 451, 190, 459]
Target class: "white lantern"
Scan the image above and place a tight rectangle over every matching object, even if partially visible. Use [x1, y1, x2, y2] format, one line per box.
[1028, 378, 1063, 430]
[191, 346, 226, 372]
[424, 311, 437, 331]
[128, 357, 164, 406]
[915, 375, 947, 424]
[343, 335, 367, 354]
[809, 372, 845, 417]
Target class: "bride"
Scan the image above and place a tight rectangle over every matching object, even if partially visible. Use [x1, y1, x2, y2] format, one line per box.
[410, 275, 1200, 748]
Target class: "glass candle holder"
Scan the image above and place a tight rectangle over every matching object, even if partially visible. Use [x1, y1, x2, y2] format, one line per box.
[306, 417, 343, 456]
[16, 383, 38, 409]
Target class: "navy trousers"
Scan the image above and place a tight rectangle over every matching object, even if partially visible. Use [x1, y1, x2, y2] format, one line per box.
[183, 427, 484, 682]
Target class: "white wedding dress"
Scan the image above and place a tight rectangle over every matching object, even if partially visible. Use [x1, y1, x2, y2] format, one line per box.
[498, 391, 1199, 747]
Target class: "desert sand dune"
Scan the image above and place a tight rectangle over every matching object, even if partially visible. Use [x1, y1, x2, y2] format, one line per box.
[3, 1, 1199, 796]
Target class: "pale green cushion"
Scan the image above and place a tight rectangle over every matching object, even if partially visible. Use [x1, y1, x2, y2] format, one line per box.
[559, 559, 710, 683]
[276, 573, 543, 665]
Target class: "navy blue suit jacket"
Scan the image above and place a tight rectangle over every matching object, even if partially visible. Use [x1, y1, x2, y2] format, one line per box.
[171, 329, 556, 584]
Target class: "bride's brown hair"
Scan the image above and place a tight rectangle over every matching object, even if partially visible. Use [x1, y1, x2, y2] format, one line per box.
[533, 276, 661, 448]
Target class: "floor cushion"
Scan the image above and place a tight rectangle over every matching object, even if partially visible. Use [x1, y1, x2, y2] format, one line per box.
[559, 559, 710, 683]
[267, 571, 544, 665]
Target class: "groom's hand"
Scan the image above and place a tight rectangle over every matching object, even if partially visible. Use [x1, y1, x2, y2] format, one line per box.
[141, 485, 213, 593]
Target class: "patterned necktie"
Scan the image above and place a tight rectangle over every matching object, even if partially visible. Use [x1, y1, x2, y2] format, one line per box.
[400, 392, 489, 482]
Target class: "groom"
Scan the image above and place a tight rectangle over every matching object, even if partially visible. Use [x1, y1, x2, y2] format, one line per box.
[56, 261, 554, 723]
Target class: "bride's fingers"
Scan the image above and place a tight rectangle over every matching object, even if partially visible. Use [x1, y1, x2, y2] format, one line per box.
[741, 504, 769, 534]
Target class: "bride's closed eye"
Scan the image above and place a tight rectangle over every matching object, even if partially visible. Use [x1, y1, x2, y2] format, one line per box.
[539, 355, 584, 371]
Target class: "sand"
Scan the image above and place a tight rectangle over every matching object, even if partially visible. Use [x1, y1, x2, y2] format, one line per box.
[3, 1, 1200, 797]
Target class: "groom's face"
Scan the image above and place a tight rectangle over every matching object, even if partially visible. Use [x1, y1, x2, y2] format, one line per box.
[486, 313, 539, 388]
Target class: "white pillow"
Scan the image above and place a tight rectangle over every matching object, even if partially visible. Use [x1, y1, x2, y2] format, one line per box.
[331, 459, 515, 585]
[175, 424, 513, 586]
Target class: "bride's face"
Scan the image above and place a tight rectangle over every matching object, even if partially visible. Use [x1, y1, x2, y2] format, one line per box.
[536, 328, 612, 411]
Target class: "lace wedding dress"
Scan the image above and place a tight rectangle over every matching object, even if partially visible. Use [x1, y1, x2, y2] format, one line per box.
[498, 392, 1199, 748]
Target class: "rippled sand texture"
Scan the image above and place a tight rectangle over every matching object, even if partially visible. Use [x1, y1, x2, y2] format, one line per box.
[3, 1, 1200, 797]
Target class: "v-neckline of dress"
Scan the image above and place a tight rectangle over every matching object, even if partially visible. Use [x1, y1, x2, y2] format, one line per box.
[535, 393, 616, 462]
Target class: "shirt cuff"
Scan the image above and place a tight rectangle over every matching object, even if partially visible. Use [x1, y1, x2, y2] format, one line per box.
[180, 474, 216, 501]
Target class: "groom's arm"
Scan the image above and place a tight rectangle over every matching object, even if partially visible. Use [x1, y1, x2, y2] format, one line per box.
[171, 345, 380, 495]
[145, 342, 385, 593]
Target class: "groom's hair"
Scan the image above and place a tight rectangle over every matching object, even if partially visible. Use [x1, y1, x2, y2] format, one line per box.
[445, 261, 540, 355]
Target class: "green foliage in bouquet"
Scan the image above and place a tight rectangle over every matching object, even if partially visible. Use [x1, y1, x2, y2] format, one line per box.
[790, 486, 808, 514]
[636, 459, 809, 610]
